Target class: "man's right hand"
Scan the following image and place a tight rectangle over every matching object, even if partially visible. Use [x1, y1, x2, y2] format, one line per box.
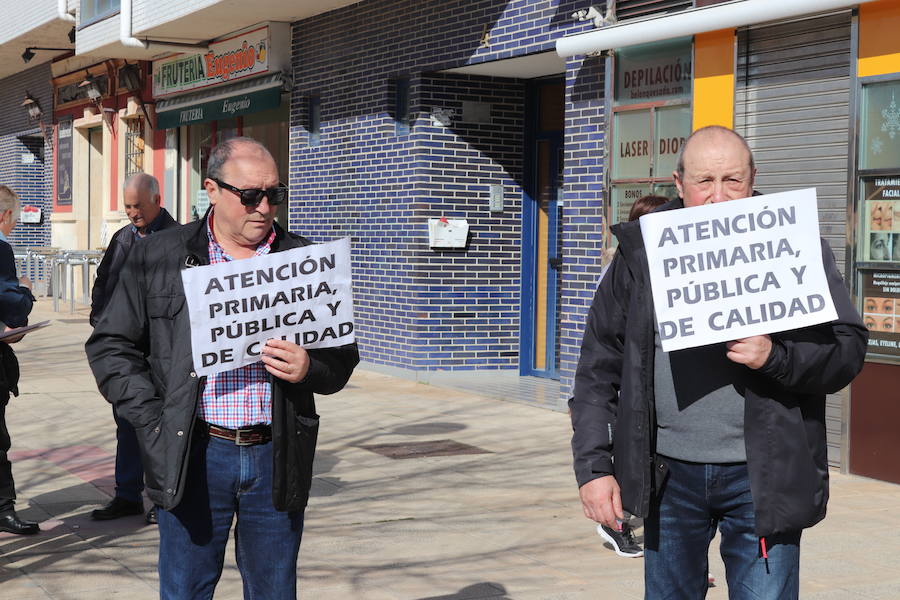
[579, 475, 624, 529]
[18, 276, 31, 290]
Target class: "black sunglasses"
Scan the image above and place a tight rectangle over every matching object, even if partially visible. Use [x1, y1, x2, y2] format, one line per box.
[212, 178, 288, 207]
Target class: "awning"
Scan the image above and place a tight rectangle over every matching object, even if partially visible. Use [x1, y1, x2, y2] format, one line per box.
[155, 73, 286, 129]
[556, 0, 876, 58]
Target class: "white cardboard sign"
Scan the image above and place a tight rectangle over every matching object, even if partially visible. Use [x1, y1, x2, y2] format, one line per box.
[181, 238, 354, 376]
[639, 188, 837, 352]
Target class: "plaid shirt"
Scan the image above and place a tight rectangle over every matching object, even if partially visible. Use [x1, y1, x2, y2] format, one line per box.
[197, 213, 278, 428]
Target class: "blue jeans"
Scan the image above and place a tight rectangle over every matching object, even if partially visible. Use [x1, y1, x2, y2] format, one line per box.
[113, 405, 144, 503]
[644, 457, 800, 600]
[157, 432, 304, 600]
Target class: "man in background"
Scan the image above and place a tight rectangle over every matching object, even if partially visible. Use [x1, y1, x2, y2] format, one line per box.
[0, 185, 38, 535]
[89, 173, 177, 525]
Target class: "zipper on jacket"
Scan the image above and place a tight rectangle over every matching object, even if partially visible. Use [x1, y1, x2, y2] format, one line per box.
[760, 536, 769, 573]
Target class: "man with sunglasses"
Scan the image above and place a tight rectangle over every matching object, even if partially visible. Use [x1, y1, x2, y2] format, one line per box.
[86, 137, 359, 599]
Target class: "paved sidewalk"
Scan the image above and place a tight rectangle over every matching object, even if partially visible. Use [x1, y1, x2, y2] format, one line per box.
[1, 300, 899, 599]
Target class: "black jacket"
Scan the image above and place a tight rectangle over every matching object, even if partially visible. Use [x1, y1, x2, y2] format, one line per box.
[0, 238, 33, 328]
[85, 216, 359, 511]
[570, 198, 868, 537]
[90, 208, 178, 327]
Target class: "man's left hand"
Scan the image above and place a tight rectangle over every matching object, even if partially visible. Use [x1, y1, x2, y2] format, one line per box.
[726, 335, 772, 369]
[261, 339, 310, 383]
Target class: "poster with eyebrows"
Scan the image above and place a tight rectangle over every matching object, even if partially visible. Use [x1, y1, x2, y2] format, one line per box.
[860, 270, 900, 359]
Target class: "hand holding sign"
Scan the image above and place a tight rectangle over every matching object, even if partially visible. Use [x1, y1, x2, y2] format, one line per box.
[725, 335, 773, 369]
[261, 339, 310, 383]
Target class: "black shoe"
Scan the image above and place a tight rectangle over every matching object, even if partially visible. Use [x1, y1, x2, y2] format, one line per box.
[91, 497, 144, 520]
[145, 506, 158, 525]
[598, 523, 643, 557]
[0, 512, 40, 535]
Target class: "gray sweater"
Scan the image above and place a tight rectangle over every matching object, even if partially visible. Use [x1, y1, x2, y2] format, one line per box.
[653, 328, 747, 463]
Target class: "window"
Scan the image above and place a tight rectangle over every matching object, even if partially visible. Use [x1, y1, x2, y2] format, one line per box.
[124, 118, 145, 178]
[56, 74, 109, 106]
[394, 77, 411, 136]
[309, 96, 321, 147]
[608, 37, 692, 233]
[855, 79, 900, 361]
[80, 0, 120, 25]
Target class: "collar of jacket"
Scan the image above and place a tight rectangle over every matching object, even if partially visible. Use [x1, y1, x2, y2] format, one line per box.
[182, 211, 301, 269]
[610, 197, 683, 275]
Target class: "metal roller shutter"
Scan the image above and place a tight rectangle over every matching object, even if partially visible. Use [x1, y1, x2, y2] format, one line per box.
[615, 0, 692, 21]
[735, 12, 852, 469]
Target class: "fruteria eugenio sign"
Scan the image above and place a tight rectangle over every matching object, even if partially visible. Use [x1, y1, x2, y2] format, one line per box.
[152, 25, 271, 97]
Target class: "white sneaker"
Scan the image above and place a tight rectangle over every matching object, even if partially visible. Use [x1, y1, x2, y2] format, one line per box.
[597, 523, 644, 558]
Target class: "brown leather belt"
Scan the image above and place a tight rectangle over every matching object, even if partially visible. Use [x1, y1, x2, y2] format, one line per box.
[199, 421, 272, 446]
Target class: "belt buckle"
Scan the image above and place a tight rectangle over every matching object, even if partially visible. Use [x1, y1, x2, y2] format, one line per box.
[234, 429, 255, 446]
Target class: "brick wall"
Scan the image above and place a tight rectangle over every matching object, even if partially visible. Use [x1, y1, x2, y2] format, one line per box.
[0, 63, 53, 254]
[290, 0, 602, 373]
[558, 55, 607, 404]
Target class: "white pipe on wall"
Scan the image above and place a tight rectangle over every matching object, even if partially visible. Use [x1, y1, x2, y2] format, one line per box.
[57, 0, 75, 22]
[556, 0, 879, 57]
[120, 0, 148, 48]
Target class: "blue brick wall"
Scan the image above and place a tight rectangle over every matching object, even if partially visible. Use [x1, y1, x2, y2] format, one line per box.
[289, 0, 603, 375]
[0, 63, 53, 254]
[559, 55, 607, 403]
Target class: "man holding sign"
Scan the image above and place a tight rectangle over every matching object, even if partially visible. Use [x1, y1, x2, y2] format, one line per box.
[570, 126, 867, 598]
[86, 138, 358, 599]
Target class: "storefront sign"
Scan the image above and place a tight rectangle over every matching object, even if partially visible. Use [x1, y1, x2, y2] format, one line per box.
[156, 86, 281, 129]
[861, 176, 900, 262]
[641, 188, 837, 352]
[615, 37, 692, 106]
[153, 26, 271, 97]
[860, 269, 900, 358]
[181, 238, 355, 377]
[56, 118, 73, 207]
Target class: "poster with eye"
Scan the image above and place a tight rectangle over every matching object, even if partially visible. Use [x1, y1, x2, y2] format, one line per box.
[860, 269, 900, 359]
[862, 177, 900, 262]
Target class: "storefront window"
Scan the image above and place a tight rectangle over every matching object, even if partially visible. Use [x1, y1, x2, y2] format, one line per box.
[654, 105, 691, 177]
[857, 80, 900, 361]
[608, 37, 691, 243]
[189, 123, 212, 221]
[612, 111, 652, 180]
[244, 100, 290, 224]
[124, 118, 145, 178]
[860, 80, 900, 170]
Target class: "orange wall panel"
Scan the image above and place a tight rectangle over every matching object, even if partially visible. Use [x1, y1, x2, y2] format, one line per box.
[692, 29, 735, 131]
[859, 1, 900, 78]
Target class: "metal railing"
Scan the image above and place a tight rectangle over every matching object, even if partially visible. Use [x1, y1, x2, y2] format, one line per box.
[12, 247, 105, 314]
[52, 250, 104, 313]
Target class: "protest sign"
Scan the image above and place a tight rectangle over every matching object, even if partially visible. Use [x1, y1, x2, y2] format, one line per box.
[181, 237, 354, 376]
[639, 188, 837, 352]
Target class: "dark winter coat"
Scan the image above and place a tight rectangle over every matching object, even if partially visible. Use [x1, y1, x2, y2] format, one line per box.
[89, 208, 178, 327]
[570, 197, 868, 537]
[85, 216, 359, 511]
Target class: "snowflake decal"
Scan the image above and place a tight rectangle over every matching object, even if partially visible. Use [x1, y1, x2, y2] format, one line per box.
[872, 136, 885, 155]
[882, 93, 900, 139]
